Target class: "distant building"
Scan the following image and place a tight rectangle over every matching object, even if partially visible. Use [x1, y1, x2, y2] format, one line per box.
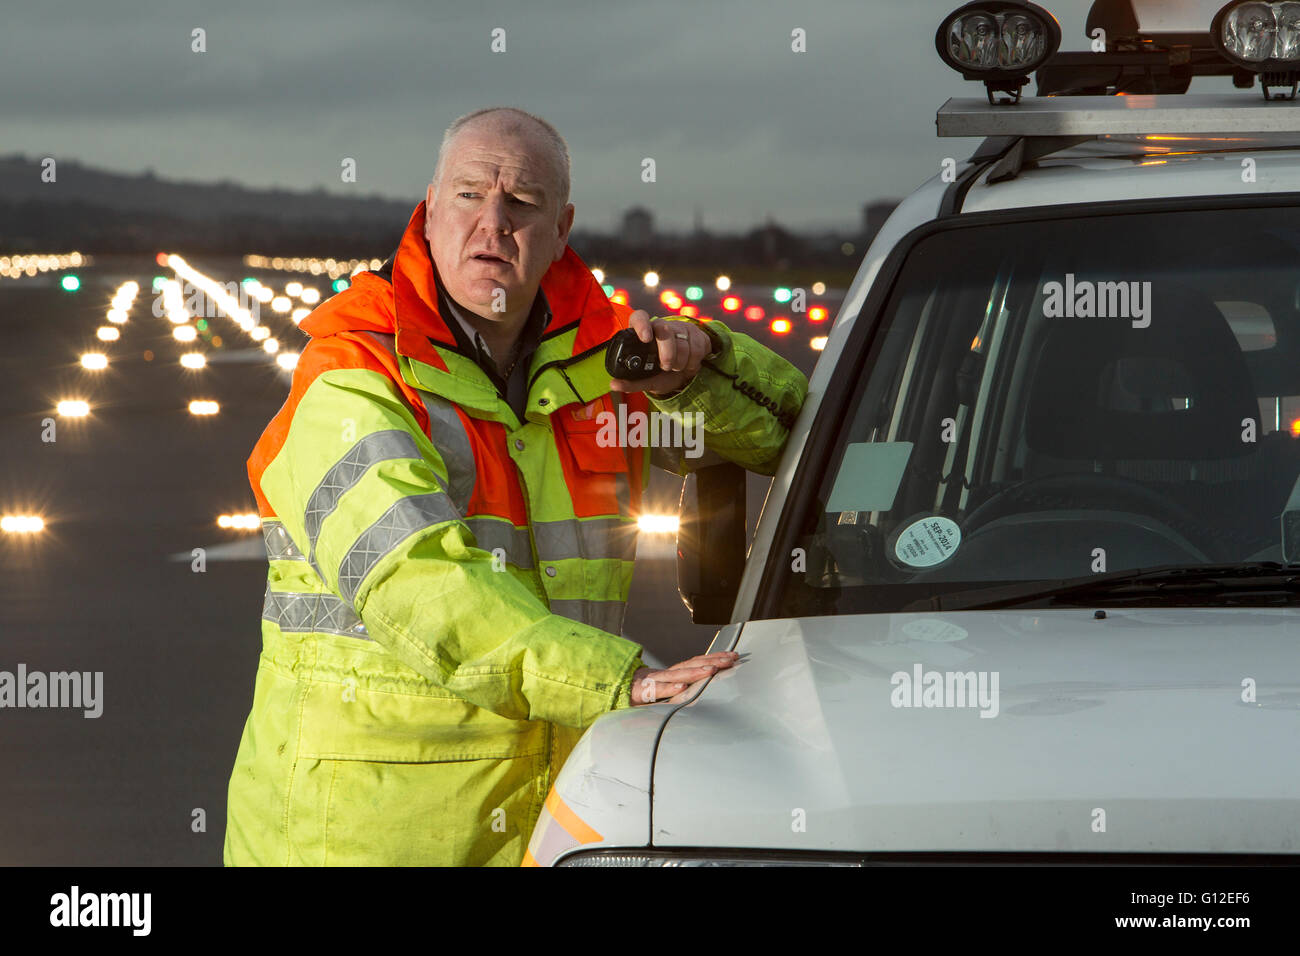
[621, 206, 654, 247]
[861, 200, 900, 241]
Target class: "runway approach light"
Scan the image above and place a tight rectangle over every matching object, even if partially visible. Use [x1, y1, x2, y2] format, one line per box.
[591, 268, 605, 284]
[173, 326, 197, 342]
[57, 400, 90, 417]
[276, 352, 299, 370]
[96, 327, 120, 342]
[637, 514, 680, 534]
[643, 271, 660, 288]
[217, 513, 260, 530]
[1, 515, 44, 534]
[300, 288, 321, 304]
[188, 400, 220, 416]
[811, 336, 829, 351]
[263, 338, 280, 353]
[285, 281, 303, 296]
[80, 353, 108, 370]
[180, 353, 206, 369]
[715, 275, 731, 292]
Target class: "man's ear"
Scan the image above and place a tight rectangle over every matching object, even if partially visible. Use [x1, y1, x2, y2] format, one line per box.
[553, 203, 575, 261]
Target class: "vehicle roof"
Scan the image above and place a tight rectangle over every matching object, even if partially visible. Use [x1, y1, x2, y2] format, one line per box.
[962, 133, 1300, 213]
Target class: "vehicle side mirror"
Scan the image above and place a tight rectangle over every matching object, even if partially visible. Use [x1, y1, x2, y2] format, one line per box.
[676, 462, 746, 625]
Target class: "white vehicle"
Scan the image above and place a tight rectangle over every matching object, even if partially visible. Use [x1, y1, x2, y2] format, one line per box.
[527, 0, 1300, 866]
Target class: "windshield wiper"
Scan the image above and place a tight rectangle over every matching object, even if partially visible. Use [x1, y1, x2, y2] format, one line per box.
[903, 562, 1300, 612]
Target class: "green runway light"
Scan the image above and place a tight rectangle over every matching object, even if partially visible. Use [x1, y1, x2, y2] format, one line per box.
[196, 319, 208, 330]
[332, 278, 349, 292]
[152, 276, 167, 291]
[601, 283, 615, 297]
[685, 286, 703, 301]
[241, 277, 257, 286]
[60, 275, 81, 292]
[774, 287, 792, 303]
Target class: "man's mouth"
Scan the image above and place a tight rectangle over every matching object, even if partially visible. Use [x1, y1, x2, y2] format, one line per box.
[471, 253, 509, 264]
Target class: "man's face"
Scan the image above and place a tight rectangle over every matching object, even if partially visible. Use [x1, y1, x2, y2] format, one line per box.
[425, 123, 574, 319]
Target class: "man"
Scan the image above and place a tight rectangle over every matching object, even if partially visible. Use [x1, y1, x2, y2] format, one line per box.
[223, 106, 808, 866]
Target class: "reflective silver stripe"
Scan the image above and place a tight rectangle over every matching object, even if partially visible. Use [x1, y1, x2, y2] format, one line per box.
[462, 517, 535, 570]
[262, 586, 371, 640]
[549, 598, 626, 635]
[614, 473, 631, 517]
[336, 492, 460, 602]
[304, 429, 423, 563]
[262, 519, 306, 561]
[533, 517, 636, 562]
[420, 392, 476, 514]
[359, 329, 477, 515]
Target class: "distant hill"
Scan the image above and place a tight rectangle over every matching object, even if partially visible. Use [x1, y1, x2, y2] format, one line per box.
[0, 154, 417, 254]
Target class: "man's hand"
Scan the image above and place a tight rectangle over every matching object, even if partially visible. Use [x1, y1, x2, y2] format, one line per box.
[630, 651, 740, 705]
[609, 310, 713, 397]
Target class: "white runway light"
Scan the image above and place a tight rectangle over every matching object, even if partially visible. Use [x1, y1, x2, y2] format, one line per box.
[1, 515, 44, 534]
[637, 514, 680, 534]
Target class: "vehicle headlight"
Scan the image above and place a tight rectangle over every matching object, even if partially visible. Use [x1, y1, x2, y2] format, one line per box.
[556, 848, 861, 867]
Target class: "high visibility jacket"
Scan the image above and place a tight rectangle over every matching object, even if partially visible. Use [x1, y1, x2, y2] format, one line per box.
[222, 200, 809, 866]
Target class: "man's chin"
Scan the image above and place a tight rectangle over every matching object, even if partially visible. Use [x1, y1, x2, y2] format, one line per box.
[459, 278, 526, 312]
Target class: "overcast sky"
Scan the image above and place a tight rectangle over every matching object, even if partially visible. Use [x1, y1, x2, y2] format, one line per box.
[3, 0, 1094, 232]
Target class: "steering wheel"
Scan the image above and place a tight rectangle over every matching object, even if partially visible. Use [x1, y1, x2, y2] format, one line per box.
[961, 472, 1212, 549]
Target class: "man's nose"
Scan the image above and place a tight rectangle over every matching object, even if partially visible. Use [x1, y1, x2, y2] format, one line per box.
[477, 193, 513, 235]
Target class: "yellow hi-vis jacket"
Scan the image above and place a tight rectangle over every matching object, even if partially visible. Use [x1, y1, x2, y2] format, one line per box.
[222, 201, 809, 866]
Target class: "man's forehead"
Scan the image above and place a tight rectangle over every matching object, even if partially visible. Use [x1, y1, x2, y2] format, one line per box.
[450, 164, 547, 193]
[442, 131, 556, 192]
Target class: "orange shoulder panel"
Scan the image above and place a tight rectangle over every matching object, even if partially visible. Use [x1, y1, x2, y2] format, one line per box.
[247, 330, 430, 518]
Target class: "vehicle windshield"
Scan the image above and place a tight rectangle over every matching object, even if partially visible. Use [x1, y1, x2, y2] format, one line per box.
[773, 203, 1300, 614]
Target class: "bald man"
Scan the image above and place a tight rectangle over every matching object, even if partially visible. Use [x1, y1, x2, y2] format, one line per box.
[224, 106, 807, 866]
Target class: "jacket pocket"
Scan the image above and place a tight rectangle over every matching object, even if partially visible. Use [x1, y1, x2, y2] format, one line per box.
[295, 654, 547, 763]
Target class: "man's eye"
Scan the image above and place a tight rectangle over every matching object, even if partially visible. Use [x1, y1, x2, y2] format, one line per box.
[458, 192, 478, 199]
[511, 197, 533, 206]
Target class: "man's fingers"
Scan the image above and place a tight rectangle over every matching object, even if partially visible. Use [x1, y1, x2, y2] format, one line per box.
[670, 652, 739, 669]
[628, 310, 652, 342]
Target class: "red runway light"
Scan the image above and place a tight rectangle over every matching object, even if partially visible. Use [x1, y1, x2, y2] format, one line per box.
[771, 318, 792, 334]
[744, 306, 764, 321]
[809, 306, 828, 322]
[679, 305, 698, 317]
[721, 296, 741, 312]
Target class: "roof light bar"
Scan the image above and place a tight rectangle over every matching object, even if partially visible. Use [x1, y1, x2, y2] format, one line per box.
[936, 1, 1062, 104]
